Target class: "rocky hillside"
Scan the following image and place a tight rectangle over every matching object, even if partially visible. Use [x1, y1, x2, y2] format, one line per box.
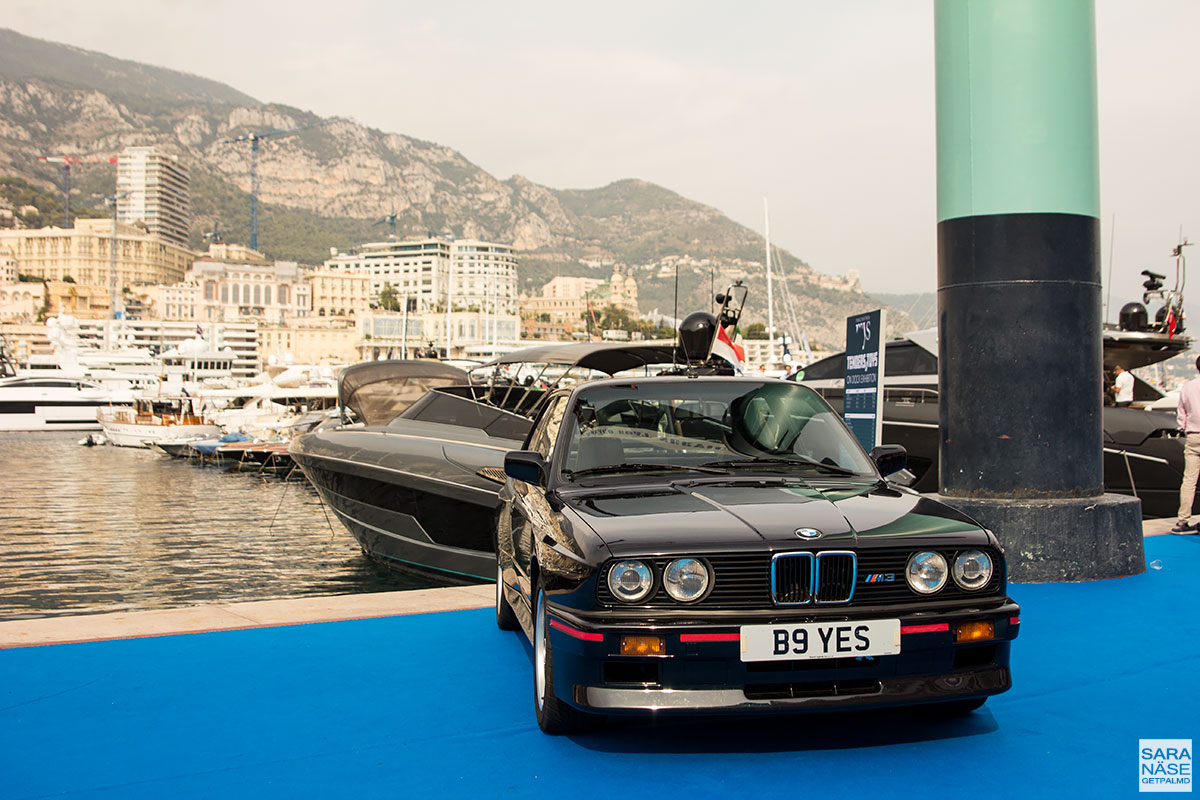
[0, 27, 909, 347]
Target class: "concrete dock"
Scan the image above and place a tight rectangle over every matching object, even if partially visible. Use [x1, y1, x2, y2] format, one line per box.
[0, 517, 1184, 650]
[0, 584, 494, 649]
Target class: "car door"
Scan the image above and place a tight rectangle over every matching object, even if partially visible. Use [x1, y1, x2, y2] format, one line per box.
[510, 393, 571, 602]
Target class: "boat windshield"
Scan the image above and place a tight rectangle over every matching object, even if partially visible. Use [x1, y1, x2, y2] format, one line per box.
[468, 361, 610, 391]
[560, 380, 877, 481]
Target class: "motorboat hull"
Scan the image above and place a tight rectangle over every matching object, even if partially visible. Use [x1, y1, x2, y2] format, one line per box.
[100, 418, 222, 448]
[0, 383, 126, 432]
[291, 421, 521, 581]
[815, 389, 1184, 518]
[0, 404, 105, 431]
[150, 439, 207, 458]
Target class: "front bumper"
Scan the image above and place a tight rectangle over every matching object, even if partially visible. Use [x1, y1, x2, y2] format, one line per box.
[548, 600, 1020, 715]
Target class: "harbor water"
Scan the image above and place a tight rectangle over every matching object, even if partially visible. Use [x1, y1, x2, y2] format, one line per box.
[0, 432, 441, 621]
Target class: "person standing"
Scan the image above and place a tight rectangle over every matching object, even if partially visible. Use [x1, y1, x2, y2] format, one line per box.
[1113, 365, 1135, 407]
[1173, 356, 1200, 533]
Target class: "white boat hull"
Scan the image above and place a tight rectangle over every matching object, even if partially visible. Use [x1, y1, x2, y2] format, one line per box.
[0, 406, 105, 431]
[0, 378, 129, 432]
[99, 418, 222, 448]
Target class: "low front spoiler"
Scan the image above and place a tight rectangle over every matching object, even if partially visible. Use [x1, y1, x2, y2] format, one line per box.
[580, 665, 1010, 714]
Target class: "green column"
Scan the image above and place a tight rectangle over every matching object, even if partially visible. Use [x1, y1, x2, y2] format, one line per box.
[934, 0, 1143, 581]
[936, 0, 1099, 221]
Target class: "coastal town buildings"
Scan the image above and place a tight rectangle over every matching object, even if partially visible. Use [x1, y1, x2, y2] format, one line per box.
[323, 237, 518, 315]
[521, 276, 605, 326]
[356, 309, 520, 361]
[45, 281, 108, 319]
[116, 147, 191, 248]
[260, 318, 361, 366]
[148, 259, 311, 324]
[0, 218, 193, 288]
[323, 237, 520, 356]
[69, 318, 260, 378]
[0, 280, 43, 321]
[307, 267, 370, 320]
[186, 258, 310, 324]
[519, 268, 640, 339]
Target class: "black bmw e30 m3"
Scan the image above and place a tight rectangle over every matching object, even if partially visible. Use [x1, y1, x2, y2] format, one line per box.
[494, 376, 1020, 734]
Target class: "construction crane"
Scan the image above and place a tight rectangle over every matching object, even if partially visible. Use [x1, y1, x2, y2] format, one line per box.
[203, 221, 225, 245]
[220, 120, 331, 251]
[35, 154, 118, 227]
[373, 201, 399, 238]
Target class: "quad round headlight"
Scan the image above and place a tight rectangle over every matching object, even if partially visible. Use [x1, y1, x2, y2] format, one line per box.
[663, 558, 711, 603]
[906, 551, 948, 594]
[953, 550, 993, 590]
[607, 560, 654, 603]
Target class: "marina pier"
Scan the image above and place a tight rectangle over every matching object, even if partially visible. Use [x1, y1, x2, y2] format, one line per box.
[2, 533, 1196, 798]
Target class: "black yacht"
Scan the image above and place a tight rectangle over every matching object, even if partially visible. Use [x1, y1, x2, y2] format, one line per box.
[797, 253, 1193, 518]
[291, 287, 748, 581]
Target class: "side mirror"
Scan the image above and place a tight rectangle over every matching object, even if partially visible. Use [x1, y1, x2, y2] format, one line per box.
[870, 444, 907, 477]
[504, 450, 548, 487]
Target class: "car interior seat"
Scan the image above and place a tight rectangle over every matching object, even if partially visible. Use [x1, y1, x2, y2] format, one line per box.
[570, 435, 626, 472]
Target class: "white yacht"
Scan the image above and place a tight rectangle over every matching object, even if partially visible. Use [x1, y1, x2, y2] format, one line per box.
[97, 394, 221, 447]
[196, 365, 339, 437]
[0, 374, 134, 432]
[0, 335, 134, 431]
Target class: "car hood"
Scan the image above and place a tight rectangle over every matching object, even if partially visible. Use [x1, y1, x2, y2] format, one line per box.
[561, 479, 988, 557]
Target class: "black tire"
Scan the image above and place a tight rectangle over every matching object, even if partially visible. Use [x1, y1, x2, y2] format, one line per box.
[495, 559, 519, 631]
[533, 585, 600, 734]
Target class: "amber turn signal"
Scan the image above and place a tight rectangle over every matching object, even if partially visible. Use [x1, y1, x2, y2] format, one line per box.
[620, 635, 666, 656]
[954, 621, 995, 643]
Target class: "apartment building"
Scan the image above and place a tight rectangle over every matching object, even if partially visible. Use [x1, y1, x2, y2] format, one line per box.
[520, 269, 638, 336]
[260, 318, 360, 366]
[0, 281, 44, 321]
[308, 267, 370, 319]
[0, 218, 193, 288]
[70, 318, 261, 378]
[117, 146, 191, 247]
[185, 259, 311, 324]
[324, 237, 518, 315]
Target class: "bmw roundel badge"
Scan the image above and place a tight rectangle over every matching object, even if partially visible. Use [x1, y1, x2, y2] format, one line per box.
[794, 528, 823, 539]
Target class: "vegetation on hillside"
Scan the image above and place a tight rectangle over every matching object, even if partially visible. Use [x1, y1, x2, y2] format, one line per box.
[0, 176, 107, 228]
[586, 304, 675, 340]
[0, 28, 257, 114]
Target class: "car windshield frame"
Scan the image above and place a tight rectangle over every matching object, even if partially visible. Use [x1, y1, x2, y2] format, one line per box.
[554, 379, 879, 484]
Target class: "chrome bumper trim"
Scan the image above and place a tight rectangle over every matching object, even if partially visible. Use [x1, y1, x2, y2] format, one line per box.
[581, 666, 1009, 712]
[585, 687, 755, 710]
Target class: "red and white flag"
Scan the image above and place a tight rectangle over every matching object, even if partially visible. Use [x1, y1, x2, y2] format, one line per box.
[711, 325, 745, 373]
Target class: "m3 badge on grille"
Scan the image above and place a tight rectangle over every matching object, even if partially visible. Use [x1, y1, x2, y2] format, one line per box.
[794, 528, 823, 539]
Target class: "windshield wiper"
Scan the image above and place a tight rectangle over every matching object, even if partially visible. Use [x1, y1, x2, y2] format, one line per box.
[566, 462, 729, 478]
[701, 457, 864, 477]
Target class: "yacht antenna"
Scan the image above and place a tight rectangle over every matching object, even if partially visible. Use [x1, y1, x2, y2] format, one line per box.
[764, 198, 775, 365]
[1105, 213, 1115, 324]
[672, 262, 679, 368]
[1173, 235, 1190, 299]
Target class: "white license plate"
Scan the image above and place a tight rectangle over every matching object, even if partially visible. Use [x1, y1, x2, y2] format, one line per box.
[740, 619, 901, 662]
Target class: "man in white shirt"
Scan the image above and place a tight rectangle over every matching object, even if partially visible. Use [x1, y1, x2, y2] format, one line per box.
[1173, 356, 1200, 533]
[1113, 365, 1134, 407]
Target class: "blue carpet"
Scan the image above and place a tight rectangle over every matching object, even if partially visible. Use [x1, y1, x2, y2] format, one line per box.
[2, 536, 1197, 800]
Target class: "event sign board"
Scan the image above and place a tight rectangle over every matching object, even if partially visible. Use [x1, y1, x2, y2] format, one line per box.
[843, 309, 886, 451]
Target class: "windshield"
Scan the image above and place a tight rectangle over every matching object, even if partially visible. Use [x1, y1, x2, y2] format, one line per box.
[560, 380, 877, 481]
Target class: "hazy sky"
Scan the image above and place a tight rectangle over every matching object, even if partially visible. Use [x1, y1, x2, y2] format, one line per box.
[5, 1, 1198, 304]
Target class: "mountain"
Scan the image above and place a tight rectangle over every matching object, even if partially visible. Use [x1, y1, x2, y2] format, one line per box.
[870, 292, 937, 330]
[0, 27, 910, 347]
